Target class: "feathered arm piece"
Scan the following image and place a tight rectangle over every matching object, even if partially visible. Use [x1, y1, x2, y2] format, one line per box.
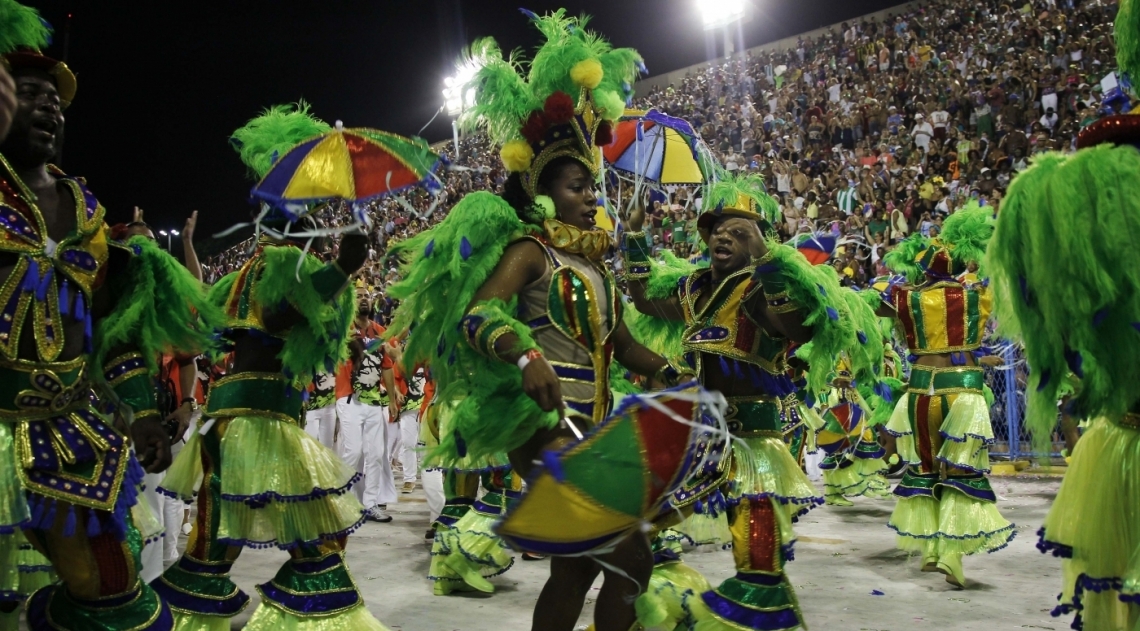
[1116, 0, 1140, 80]
[386, 192, 554, 465]
[250, 245, 356, 390]
[756, 244, 856, 394]
[95, 237, 228, 422]
[95, 237, 227, 376]
[987, 145, 1140, 452]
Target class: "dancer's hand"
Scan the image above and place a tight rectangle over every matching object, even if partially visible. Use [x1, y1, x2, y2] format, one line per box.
[978, 355, 1003, 367]
[182, 210, 198, 241]
[132, 417, 174, 473]
[337, 232, 369, 275]
[625, 191, 648, 232]
[522, 356, 564, 417]
[165, 403, 194, 442]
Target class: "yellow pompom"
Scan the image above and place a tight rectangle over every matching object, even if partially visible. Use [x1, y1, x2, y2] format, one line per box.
[570, 59, 603, 89]
[500, 139, 534, 172]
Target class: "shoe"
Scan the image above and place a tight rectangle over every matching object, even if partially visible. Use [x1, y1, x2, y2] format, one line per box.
[366, 506, 393, 523]
[181, 522, 192, 535]
[424, 528, 437, 543]
[937, 555, 966, 589]
[521, 551, 547, 561]
[825, 494, 854, 506]
[444, 555, 495, 593]
[402, 481, 417, 494]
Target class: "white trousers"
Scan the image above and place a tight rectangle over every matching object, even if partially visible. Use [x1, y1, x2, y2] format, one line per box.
[337, 396, 396, 508]
[423, 469, 444, 524]
[139, 416, 196, 582]
[392, 409, 419, 484]
[304, 404, 338, 450]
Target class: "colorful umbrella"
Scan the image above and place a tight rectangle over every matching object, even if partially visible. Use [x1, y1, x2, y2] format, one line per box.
[251, 124, 441, 215]
[603, 109, 707, 185]
[789, 231, 838, 265]
[495, 385, 727, 555]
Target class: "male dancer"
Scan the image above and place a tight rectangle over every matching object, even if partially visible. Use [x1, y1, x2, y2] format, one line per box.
[623, 175, 869, 630]
[0, 6, 226, 628]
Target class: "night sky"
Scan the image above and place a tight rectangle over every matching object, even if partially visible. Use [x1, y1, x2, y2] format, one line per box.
[25, 0, 906, 253]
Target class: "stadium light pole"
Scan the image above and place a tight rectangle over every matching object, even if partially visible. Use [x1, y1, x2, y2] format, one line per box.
[158, 229, 179, 250]
[699, 0, 746, 58]
[442, 62, 479, 160]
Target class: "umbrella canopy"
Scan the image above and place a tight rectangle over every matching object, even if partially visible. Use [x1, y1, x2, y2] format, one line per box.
[789, 232, 838, 265]
[495, 385, 726, 555]
[603, 109, 706, 185]
[252, 126, 441, 212]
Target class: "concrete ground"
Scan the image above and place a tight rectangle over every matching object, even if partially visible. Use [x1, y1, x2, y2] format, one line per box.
[199, 475, 1063, 631]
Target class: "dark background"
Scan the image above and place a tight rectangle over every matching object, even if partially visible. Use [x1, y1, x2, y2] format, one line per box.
[26, 0, 907, 252]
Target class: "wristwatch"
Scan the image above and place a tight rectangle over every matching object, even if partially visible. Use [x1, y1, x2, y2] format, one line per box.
[180, 397, 199, 411]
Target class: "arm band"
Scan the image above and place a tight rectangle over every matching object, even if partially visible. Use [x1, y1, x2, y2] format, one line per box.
[751, 252, 800, 314]
[103, 352, 160, 423]
[459, 301, 541, 362]
[621, 230, 653, 275]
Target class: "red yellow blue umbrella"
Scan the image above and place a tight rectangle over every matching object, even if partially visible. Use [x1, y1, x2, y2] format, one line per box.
[603, 109, 709, 185]
[251, 125, 441, 214]
[494, 385, 727, 555]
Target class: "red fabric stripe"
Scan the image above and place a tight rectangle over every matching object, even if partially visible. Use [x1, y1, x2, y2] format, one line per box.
[943, 285, 966, 347]
[748, 500, 780, 572]
[90, 533, 131, 596]
[638, 398, 695, 500]
[346, 134, 418, 197]
[602, 120, 638, 161]
[894, 289, 918, 349]
[914, 395, 934, 473]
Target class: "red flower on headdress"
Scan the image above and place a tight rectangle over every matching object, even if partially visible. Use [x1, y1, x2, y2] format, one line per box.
[520, 111, 548, 144]
[595, 121, 614, 146]
[543, 92, 575, 124]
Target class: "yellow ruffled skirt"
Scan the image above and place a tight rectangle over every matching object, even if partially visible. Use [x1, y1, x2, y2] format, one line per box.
[1039, 418, 1140, 630]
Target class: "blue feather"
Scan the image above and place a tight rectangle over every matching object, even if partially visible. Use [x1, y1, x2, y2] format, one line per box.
[424, 239, 435, 258]
[518, 7, 539, 20]
[542, 450, 566, 482]
[460, 236, 473, 261]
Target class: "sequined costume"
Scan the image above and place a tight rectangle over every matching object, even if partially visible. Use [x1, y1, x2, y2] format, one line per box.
[880, 210, 1014, 587]
[0, 162, 224, 629]
[623, 175, 876, 631]
[155, 239, 388, 631]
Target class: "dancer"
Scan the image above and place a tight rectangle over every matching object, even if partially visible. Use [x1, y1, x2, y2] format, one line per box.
[879, 202, 1014, 588]
[623, 174, 874, 631]
[987, 9, 1140, 618]
[0, 6, 225, 628]
[387, 11, 689, 630]
[815, 354, 889, 505]
[155, 103, 389, 630]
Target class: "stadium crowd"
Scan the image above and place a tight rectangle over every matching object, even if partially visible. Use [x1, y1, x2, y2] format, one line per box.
[204, 0, 1120, 296]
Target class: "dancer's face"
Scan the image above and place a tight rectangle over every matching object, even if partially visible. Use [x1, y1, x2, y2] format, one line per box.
[541, 162, 598, 231]
[707, 217, 759, 275]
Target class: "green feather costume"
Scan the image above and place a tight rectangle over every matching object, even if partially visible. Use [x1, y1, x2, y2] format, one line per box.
[988, 141, 1140, 628]
[155, 102, 385, 631]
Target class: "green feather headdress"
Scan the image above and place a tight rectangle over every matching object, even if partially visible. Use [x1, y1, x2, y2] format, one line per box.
[229, 101, 332, 181]
[696, 173, 781, 243]
[883, 233, 931, 284]
[940, 200, 995, 275]
[1117, 0, 1140, 81]
[0, 0, 50, 55]
[460, 9, 644, 199]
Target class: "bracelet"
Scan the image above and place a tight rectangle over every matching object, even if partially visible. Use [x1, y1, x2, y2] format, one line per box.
[517, 349, 543, 371]
[622, 231, 652, 264]
[653, 364, 696, 388]
[181, 397, 199, 410]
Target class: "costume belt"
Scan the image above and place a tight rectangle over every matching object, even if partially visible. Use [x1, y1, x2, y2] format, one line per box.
[906, 365, 985, 396]
[0, 356, 90, 422]
[724, 396, 782, 437]
[205, 372, 303, 424]
[1118, 413, 1140, 431]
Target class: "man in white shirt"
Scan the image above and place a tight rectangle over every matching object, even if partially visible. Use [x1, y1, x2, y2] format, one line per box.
[1039, 107, 1058, 132]
[930, 107, 950, 141]
[911, 113, 934, 152]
